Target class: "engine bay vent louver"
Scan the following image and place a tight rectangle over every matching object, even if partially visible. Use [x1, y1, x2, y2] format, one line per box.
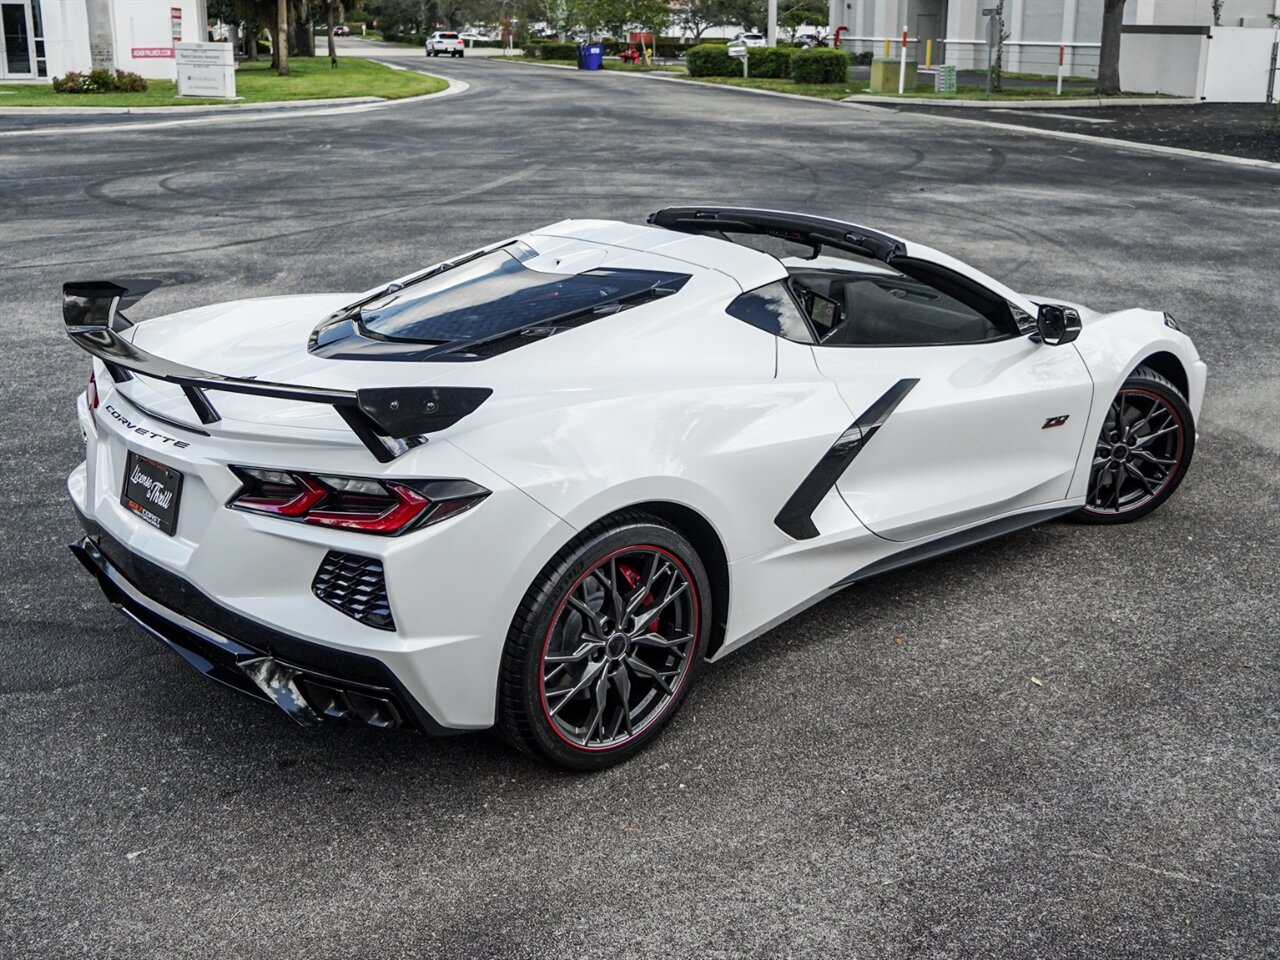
[312, 552, 396, 631]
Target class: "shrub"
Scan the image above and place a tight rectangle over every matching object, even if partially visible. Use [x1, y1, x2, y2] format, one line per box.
[746, 46, 795, 79]
[537, 42, 580, 60]
[850, 50, 873, 66]
[685, 43, 739, 77]
[791, 47, 850, 84]
[52, 69, 148, 94]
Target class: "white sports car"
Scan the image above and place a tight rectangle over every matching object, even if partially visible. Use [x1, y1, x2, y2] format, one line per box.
[65, 208, 1205, 769]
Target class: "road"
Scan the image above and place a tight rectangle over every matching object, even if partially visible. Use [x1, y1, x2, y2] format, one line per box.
[2, 43, 1278, 960]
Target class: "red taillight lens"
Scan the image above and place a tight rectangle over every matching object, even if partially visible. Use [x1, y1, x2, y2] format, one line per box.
[228, 468, 488, 535]
[87, 371, 99, 410]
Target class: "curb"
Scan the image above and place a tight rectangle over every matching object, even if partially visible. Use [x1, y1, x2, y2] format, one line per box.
[0, 76, 467, 136]
[0, 95, 383, 116]
[664, 76, 1278, 170]
[845, 95, 1201, 108]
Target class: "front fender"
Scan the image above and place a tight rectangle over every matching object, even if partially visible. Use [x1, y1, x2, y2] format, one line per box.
[1067, 308, 1206, 500]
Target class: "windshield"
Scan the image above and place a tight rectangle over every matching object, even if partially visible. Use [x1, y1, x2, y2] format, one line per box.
[360, 246, 688, 345]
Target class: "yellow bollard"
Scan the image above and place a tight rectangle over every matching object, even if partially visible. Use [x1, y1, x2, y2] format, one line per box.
[884, 38, 890, 59]
[926, 39, 933, 67]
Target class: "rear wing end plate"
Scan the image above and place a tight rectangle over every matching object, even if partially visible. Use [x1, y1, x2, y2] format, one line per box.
[63, 281, 491, 463]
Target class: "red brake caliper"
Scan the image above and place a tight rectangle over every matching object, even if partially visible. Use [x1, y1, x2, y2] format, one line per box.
[618, 562, 659, 631]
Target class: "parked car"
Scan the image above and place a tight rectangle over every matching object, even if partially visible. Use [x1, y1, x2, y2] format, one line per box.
[458, 32, 490, 43]
[333, 24, 351, 36]
[63, 207, 1204, 769]
[734, 31, 767, 47]
[426, 31, 465, 57]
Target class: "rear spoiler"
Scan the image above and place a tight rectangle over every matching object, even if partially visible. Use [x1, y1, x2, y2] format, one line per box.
[63, 280, 491, 463]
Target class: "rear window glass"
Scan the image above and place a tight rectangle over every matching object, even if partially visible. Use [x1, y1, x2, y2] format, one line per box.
[440, 33, 459, 38]
[360, 245, 688, 344]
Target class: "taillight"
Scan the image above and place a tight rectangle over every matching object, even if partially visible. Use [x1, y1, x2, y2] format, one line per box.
[228, 468, 488, 535]
[87, 370, 99, 411]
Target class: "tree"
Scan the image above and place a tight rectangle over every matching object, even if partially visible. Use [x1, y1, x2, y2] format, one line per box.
[327, 0, 337, 60]
[990, 0, 1008, 93]
[673, 0, 737, 42]
[779, 0, 823, 42]
[1097, 0, 1126, 95]
[277, 0, 290, 73]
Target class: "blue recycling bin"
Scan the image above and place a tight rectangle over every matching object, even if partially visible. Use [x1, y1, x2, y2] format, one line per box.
[578, 44, 603, 71]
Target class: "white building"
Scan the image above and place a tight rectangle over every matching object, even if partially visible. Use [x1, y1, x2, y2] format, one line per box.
[1, 0, 209, 82]
[829, 0, 1280, 78]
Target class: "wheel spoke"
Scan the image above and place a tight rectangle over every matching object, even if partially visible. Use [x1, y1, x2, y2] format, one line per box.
[546, 659, 606, 718]
[631, 631, 694, 651]
[1132, 450, 1176, 469]
[544, 636, 603, 665]
[1132, 424, 1179, 449]
[1124, 461, 1157, 497]
[567, 594, 605, 635]
[1109, 462, 1126, 509]
[610, 666, 633, 737]
[628, 580, 688, 636]
[625, 656, 676, 696]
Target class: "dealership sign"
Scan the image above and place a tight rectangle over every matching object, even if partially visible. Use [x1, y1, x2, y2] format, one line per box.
[175, 43, 236, 99]
[132, 47, 175, 58]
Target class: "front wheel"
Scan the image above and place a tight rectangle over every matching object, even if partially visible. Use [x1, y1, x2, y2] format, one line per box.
[497, 513, 710, 770]
[1071, 366, 1195, 524]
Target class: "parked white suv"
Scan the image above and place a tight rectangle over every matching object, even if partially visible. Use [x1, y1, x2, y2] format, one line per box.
[734, 32, 767, 48]
[426, 31, 465, 57]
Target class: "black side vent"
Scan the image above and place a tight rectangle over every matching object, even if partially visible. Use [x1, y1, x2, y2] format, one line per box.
[312, 552, 395, 631]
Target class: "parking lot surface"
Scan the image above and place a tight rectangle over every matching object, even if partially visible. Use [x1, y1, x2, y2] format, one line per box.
[2, 47, 1278, 960]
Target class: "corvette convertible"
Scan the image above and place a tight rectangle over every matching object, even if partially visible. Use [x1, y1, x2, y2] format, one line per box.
[65, 208, 1205, 769]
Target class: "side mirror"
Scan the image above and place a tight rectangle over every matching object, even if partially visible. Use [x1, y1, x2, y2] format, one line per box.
[1035, 304, 1082, 346]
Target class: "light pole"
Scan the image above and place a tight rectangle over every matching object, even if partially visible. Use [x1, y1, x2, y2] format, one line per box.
[767, 0, 777, 47]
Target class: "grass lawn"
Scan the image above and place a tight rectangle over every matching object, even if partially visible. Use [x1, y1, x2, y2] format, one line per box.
[682, 76, 870, 100]
[0, 57, 446, 107]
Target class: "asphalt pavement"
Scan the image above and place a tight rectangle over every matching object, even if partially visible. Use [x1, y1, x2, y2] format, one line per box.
[2, 43, 1278, 960]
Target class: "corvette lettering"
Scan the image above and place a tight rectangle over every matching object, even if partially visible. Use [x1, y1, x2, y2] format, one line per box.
[103, 403, 190, 448]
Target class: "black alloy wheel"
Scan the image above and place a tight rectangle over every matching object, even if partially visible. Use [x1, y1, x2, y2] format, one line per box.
[497, 513, 710, 770]
[1074, 366, 1195, 524]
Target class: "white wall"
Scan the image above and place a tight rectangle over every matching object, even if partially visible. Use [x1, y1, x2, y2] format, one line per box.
[1129, 0, 1280, 28]
[37, 0, 208, 81]
[111, 0, 207, 80]
[1119, 31, 1208, 97]
[38, 1, 94, 79]
[1202, 26, 1278, 100]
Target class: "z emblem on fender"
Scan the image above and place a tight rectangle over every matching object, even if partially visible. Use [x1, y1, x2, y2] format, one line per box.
[1042, 415, 1070, 429]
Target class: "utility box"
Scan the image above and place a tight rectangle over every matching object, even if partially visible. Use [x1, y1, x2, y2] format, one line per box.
[934, 64, 956, 93]
[870, 57, 917, 93]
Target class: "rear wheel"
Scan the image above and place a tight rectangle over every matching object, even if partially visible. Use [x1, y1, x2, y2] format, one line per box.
[497, 513, 709, 770]
[1072, 366, 1195, 524]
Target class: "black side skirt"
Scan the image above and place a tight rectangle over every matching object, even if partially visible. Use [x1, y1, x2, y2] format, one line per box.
[832, 506, 1076, 589]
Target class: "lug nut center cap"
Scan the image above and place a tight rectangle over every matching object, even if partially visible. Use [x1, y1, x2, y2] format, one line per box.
[605, 634, 629, 661]
[1111, 443, 1130, 461]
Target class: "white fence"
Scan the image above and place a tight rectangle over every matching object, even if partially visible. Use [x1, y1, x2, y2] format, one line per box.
[1120, 25, 1279, 101]
[837, 36, 1101, 79]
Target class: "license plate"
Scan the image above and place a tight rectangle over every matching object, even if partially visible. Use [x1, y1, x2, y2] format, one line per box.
[121, 451, 183, 536]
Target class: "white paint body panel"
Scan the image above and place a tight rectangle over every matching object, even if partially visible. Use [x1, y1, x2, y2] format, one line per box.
[68, 218, 1206, 730]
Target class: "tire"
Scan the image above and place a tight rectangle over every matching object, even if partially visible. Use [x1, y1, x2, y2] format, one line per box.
[496, 512, 711, 770]
[1070, 365, 1195, 524]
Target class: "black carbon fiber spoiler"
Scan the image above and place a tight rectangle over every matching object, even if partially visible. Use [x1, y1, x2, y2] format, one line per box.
[62, 280, 491, 463]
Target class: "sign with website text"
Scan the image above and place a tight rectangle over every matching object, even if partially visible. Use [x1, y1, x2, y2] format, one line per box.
[175, 43, 236, 98]
[133, 47, 175, 58]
